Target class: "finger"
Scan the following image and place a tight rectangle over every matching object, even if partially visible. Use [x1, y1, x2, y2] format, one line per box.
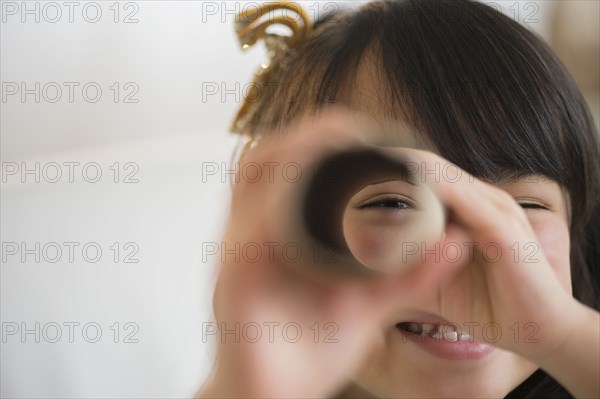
[394, 148, 536, 243]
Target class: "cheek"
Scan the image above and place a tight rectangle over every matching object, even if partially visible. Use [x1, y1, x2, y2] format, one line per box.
[529, 216, 572, 294]
[343, 224, 390, 263]
[343, 220, 416, 272]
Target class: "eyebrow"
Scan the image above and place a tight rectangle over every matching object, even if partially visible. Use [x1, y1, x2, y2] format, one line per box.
[364, 177, 419, 187]
[482, 171, 551, 185]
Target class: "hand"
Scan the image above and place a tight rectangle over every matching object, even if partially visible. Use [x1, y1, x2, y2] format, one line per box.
[378, 148, 578, 359]
[368, 148, 598, 398]
[200, 109, 406, 398]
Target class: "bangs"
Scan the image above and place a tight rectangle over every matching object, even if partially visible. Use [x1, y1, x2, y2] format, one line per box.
[370, 1, 578, 186]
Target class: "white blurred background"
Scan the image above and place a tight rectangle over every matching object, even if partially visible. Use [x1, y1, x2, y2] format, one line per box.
[1, 1, 598, 398]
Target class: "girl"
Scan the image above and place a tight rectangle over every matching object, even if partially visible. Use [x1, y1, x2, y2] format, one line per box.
[200, 0, 600, 397]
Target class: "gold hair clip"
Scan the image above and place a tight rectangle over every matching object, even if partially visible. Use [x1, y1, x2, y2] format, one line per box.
[230, 2, 313, 136]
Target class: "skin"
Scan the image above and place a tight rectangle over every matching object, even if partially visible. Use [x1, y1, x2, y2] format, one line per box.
[198, 109, 599, 398]
[199, 51, 600, 397]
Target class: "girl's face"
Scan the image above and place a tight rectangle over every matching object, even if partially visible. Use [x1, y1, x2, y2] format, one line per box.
[338, 59, 573, 398]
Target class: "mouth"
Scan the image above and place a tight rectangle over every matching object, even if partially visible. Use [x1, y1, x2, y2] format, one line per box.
[394, 317, 495, 360]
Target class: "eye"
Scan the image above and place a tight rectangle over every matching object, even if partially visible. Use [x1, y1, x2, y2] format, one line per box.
[518, 202, 549, 210]
[358, 197, 413, 210]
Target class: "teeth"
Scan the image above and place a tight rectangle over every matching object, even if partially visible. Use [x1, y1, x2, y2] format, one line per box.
[421, 323, 437, 334]
[441, 324, 457, 332]
[459, 333, 473, 341]
[400, 322, 473, 343]
[405, 323, 420, 333]
[444, 331, 459, 342]
[430, 330, 459, 342]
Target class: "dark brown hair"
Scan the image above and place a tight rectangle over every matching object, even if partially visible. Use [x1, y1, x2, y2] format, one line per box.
[246, 0, 600, 397]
